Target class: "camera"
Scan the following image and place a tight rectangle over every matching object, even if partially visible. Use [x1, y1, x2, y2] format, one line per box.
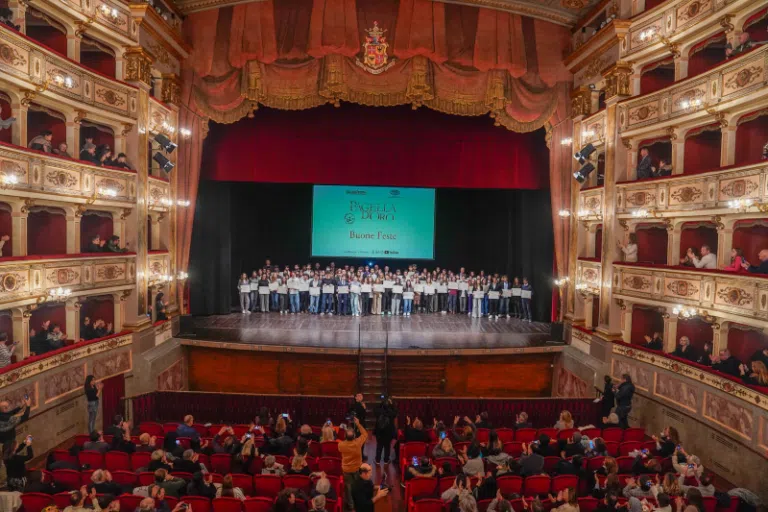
[281, 413, 289, 418]
[245, 433, 252, 439]
[439, 431, 447, 440]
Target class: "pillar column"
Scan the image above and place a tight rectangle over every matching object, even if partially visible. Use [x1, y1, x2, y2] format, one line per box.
[674, 57, 689, 81]
[149, 285, 159, 323]
[663, 313, 678, 352]
[621, 301, 633, 343]
[670, 129, 684, 175]
[11, 100, 27, 147]
[624, 139, 637, 181]
[629, 73, 642, 97]
[112, 209, 127, 246]
[67, 27, 82, 62]
[567, 115, 585, 318]
[586, 225, 597, 259]
[718, 220, 733, 268]
[584, 295, 595, 330]
[64, 298, 81, 342]
[712, 321, 728, 356]
[66, 207, 81, 254]
[161, 74, 182, 107]
[720, 125, 737, 167]
[113, 291, 127, 332]
[148, 212, 162, 251]
[8, 0, 27, 34]
[11, 201, 28, 257]
[66, 111, 83, 157]
[668, 223, 682, 266]
[114, 124, 130, 157]
[11, 307, 30, 359]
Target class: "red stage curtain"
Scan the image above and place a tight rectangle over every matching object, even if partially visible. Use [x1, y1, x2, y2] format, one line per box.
[30, 304, 66, 337]
[679, 224, 718, 259]
[639, 59, 674, 96]
[100, 374, 125, 430]
[631, 306, 663, 345]
[80, 295, 114, 327]
[0, 96, 11, 145]
[727, 326, 768, 363]
[0, 203, 12, 257]
[735, 113, 768, 166]
[27, 209, 67, 255]
[25, 24, 67, 56]
[27, 109, 66, 148]
[683, 129, 721, 174]
[676, 318, 713, 352]
[635, 225, 668, 264]
[595, 225, 603, 260]
[732, 221, 768, 263]
[201, 104, 549, 189]
[80, 213, 113, 252]
[0, 312, 13, 342]
[687, 33, 726, 78]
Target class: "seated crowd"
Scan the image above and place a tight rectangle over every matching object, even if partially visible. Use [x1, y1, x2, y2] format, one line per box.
[27, 131, 133, 170]
[86, 235, 129, 254]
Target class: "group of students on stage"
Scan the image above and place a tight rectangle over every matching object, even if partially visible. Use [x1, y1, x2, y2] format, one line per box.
[237, 261, 535, 321]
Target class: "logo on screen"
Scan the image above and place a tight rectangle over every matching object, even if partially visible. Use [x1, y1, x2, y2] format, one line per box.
[344, 213, 355, 224]
[389, 189, 400, 197]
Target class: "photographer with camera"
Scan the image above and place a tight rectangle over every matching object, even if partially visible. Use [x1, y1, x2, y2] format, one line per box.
[339, 415, 368, 512]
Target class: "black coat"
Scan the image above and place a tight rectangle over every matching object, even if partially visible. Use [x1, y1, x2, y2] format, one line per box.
[636, 156, 653, 179]
[615, 381, 635, 409]
[601, 381, 615, 416]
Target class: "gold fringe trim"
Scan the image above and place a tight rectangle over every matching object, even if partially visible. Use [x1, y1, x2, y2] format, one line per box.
[494, 93, 558, 133]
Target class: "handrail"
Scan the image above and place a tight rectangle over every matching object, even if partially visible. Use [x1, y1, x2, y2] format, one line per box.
[357, 324, 362, 392]
[384, 325, 389, 397]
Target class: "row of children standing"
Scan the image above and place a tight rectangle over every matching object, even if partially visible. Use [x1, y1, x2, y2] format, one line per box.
[237, 263, 535, 321]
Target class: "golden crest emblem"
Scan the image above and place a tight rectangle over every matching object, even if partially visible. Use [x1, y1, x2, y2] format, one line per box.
[356, 21, 395, 75]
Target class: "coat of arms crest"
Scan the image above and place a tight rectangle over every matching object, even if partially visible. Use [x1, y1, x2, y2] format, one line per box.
[356, 21, 395, 74]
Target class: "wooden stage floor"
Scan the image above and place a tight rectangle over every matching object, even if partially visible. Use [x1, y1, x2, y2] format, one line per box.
[178, 313, 559, 352]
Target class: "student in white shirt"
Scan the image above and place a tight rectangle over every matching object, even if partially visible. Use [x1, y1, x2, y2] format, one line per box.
[288, 272, 301, 314]
[350, 276, 361, 317]
[471, 278, 483, 318]
[689, 245, 717, 269]
[238, 273, 251, 314]
[619, 233, 639, 263]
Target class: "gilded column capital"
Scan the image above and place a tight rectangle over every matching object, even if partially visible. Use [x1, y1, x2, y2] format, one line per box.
[602, 61, 633, 101]
[161, 73, 182, 106]
[123, 47, 154, 87]
[570, 86, 592, 118]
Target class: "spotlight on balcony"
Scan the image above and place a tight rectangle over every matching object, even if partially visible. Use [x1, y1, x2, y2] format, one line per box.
[573, 162, 595, 184]
[153, 133, 177, 153]
[573, 143, 596, 165]
[153, 152, 174, 172]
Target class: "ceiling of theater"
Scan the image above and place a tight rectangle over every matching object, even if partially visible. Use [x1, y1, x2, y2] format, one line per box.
[172, 0, 603, 26]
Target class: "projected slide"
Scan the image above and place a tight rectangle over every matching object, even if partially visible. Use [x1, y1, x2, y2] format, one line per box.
[311, 185, 435, 260]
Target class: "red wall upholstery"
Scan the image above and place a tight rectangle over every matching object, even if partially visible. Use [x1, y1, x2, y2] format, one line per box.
[631, 306, 664, 345]
[25, 25, 67, 55]
[27, 109, 66, 148]
[80, 126, 115, 151]
[732, 222, 768, 264]
[684, 130, 721, 174]
[0, 97, 11, 145]
[679, 225, 718, 259]
[595, 226, 603, 260]
[635, 225, 668, 264]
[744, 9, 767, 40]
[80, 48, 116, 78]
[735, 114, 768, 166]
[640, 66, 674, 95]
[101, 374, 125, 430]
[80, 213, 113, 252]
[0, 312, 13, 342]
[727, 326, 768, 363]
[644, 0, 666, 11]
[29, 304, 66, 337]
[27, 210, 67, 255]
[0, 205, 12, 257]
[676, 318, 713, 353]
[80, 296, 114, 326]
[688, 42, 726, 78]
[202, 104, 550, 189]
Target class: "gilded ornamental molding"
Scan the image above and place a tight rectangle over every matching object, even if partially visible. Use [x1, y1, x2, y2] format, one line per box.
[123, 47, 154, 88]
[602, 61, 633, 101]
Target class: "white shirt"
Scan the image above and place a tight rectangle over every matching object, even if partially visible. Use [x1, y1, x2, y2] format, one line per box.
[621, 243, 638, 262]
[692, 252, 717, 269]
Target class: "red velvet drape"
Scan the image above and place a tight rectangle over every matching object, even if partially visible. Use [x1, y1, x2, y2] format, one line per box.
[0, 312, 13, 343]
[743, 8, 767, 41]
[30, 304, 66, 337]
[732, 221, 768, 264]
[679, 224, 718, 259]
[683, 129, 721, 174]
[735, 113, 768, 166]
[635, 225, 668, 264]
[202, 104, 549, 189]
[0, 204, 12, 257]
[687, 34, 726, 78]
[643, 0, 666, 12]
[80, 125, 115, 151]
[81, 296, 114, 327]
[631, 306, 663, 345]
[595, 226, 603, 260]
[80, 213, 113, 252]
[25, 24, 67, 56]
[727, 326, 768, 363]
[80, 41, 116, 78]
[639, 60, 674, 96]
[0, 96, 11, 145]
[100, 374, 125, 430]
[27, 109, 66, 148]
[28, 210, 67, 255]
[676, 318, 713, 353]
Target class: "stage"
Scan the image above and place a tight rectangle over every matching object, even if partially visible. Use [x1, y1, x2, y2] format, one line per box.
[178, 313, 562, 354]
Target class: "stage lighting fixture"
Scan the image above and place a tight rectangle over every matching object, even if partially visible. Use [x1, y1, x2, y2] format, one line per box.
[153, 133, 177, 153]
[573, 143, 596, 165]
[153, 152, 175, 172]
[573, 163, 596, 184]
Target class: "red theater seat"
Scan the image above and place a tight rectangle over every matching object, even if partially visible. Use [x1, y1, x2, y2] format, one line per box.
[52, 469, 81, 490]
[579, 497, 600, 512]
[496, 428, 514, 442]
[514, 428, 537, 442]
[552, 475, 579, 493]
[523, 475, 551, 496]
[111, 470, 138, 487]
[601, 428, 623, 443]
[320, 441, 341, 458]
[580, 428, 601, 440]
[538, 428, 558, 439]
[139, 422, 164, 436]
[405, 477, 438, 506]
[558, 428, 578, 440]
[118, 493, 144, 512]
[182, 496, 213, 512]
[213, 497, 245, 512]
[497, 475, 523, 495]
[623, 428, 646, 442]
[211, 453, 233, 474]
[434, 457, 459, 474]
[138, 472, 155, 486]
[318, 457, 342, 476]
[130, 451, 151, 471]
[503, 442, 523, 457]
[410, 498, 444, 512]
[244, 497, 274, 512]
[78, 450, 105, 469]
[283, 474, 311, 493]
[619, 441, 641, 456]
[231, 473, 255, 495]
[105, 451, 131, 471]
[21, 493, 54, 512]
[254, 474, 282, 497]
[53, 492, 74, 510]
[478, 499, 493, 512]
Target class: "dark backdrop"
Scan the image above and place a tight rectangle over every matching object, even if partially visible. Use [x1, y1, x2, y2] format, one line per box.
[190, 182, 554, 321]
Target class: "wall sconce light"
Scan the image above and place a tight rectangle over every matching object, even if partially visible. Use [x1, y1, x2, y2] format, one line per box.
[672, 304, 697, 319]
[179, 128, 192, 138]
[558, 209, 571, 218]
[161, 121, 176, 135]
[52, 74, 75, 89]
[553, 277, 570, 287]
[40, 287, 72, 303]
[638, 27, 656, 42]
[99, 4, 120, 21]
[582, 130, 595, 138]
[176, 199, 190, 207]
[0, 174, 18, 190]
[159, 197, 173, 207]
[177, 271, 188, 280]
[560, 138, 572, 146]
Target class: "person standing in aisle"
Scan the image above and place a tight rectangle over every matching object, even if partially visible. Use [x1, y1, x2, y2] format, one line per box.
[84, 375, 102, 434]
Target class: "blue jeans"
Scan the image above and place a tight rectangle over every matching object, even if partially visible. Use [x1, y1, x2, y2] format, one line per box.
[403, 299, 412, 314]
[522, 299, 533, 320]
[321, 294, 333, 313]
[351, 293, 360, 315]
[290, 293, 300, 312]
[338, 294, 348, 315]
[467, 294, 473, 313]
[270, 292, 278, 311]
[249, 291, 258, 311]
[309, 295, 319, 313]
[500, 298, 510, 315]
[87, 400, 99, 433]
[447, 294, 457, 312]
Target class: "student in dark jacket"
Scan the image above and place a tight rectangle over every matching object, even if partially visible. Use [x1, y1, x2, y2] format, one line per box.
[614, 374, 635, 429]
[643, 333, 664, 351]
[636, 148, 653, 179]
[671, 337, 698, 362]
[373, 397, 397, 464]
[598, 375, 615, 417]
[711, 349, 742, 377]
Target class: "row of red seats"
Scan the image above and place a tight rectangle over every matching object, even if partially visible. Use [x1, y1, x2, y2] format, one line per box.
[20, 493, 337, 512]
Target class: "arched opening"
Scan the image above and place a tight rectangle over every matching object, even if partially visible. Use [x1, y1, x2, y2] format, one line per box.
[0, 90, 12, 145]
[743, 7, 768, 42]
[80, 121, 115, 162]
[594, 224, 603, 260]
[735, 109, 768, 166]
[676, 317, 713, 358]
[27, 206, 67, 255]
[639, 57, 674, 95]
[80, 211, 114, 252]
[25, 7, 67, 56]
[597, 90, 606, 111]
[28, 303, 67, 356]
[683, 124, 721, 174]
[687, 32, 727, 78]
[634, 223, 668, 264]
[732, 219, 768, 265]
[80, 36, 116, 78]
[0, 202, 12, 257]
[27, 104, 66, 153]
[727, 325, 768, 365]
[637, 137, 672, 179]
[80, 295, 115, 340]
[679, 221, 718, 263]
[631, 306, 664, 346]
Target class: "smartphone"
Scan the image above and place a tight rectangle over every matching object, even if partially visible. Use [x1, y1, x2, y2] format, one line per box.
[26, 435, 32, 442]
[677, 444, 682, 450]
[641, 449, 649, 455]
[282, 413, 289, 418]
[412, 456, 419, 467]
[23, 393, 29, 400]
[178, 504, 188, 511]
[688, 464, 695, 468]
[440, 431, 447, 440]
[588, 440, 595, 450]
[176, 440, 181, 445]
[245, 433, 252, 439]
[326, 418, 332, 425]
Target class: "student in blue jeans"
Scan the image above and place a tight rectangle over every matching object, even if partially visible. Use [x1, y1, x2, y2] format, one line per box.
[521, 277, 534, 322]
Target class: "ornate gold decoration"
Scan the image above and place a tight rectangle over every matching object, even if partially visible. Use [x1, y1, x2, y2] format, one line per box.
[0, 43, 28, 67]
[624, 275, 652, 290]
[355, 21, 395, 74]
[161, 74, 181, 105]
[120, 208, 132, 220]
[659, 36, 680, 59]
[619, 220, 629, 231]
[583, 56, 607, 80]
[20, 89, 36, 107]
[666, 280, 698, 297]
[629, 104, 659, 123]
[705, 108, 728, 128]
[21, 199, 35, 214]
[665, 126, 678, 140]
[561, 0, 586, 8]
[120, 289, 132, 301]
[241, 60, 263, 103]
[74, 110, 87, 124]
[148, 41, 174, 67]
[625, 191, 654, 206]
[96, 88, 126, 107]
[616, 298, 626, 310]
[670, 187, 702, 203]
[570, 86, 592, 118]
[48, 268, 79, 285]
[122, 47, 153, 87]
[74, 20, 93, 38]
[121, 123, 133, 136]
[719, 14, 734, 33]
[96, 265, 125, 280]
[720, 180, 757, 199]
[0, 272, 26, 293]
[717, 287, 752, 306]
[407, 56, 435, 110]
[724, 66, 762, 90]
[45, 170, 77, 188]
[621, 138, 633, 150]
[75, 205, 87, 217]
[319, 54, 346, 107]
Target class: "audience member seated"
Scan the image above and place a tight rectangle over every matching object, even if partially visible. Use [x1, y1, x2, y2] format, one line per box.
[433, 437, 457, 458]
[46, 323, 67, 350]
[149, 449, 173, 471]
[560, 432, 585, 457]
[53, 142, 71, 158]
[96, 145, 113, 167]
[739, 360, 768, 386]
[637, 148, 654, 179]
[110, 421, 136, 453]
[652, 426, 680, 457]
[136, 433, 157, 452]
[519, 441, 545, 476]
[89, 469, 123, 495]
[452, 416, 476, 442]
[688, 245, 716, 269]
[619, 234, 638, 263]
[28, 130, 53, 153]
[312, 474, 338, 501]
[104, 235, 128, 253]
[514, 411, 532, 429]
[262, 454, 286, 476]
[0, 233, 9, 257]
[659, 473, 683, 497]
[0, 333, 18, 369]
[186, 471, 217, 498]
[288, 454, 311, 476]
[741, 249, 768, 274]
[112, 153, 133, 170]
[725, 32, 754, 59]
[80, 143, 98, 164]
[171, 449, 202, 473]
[679, 474, 715, 497]
[149, 468, 186, 497]
[485, 430, 509, 466]
[723, 248, 746, 272]
[23, 469, 58, 494]
[84, 431, 110, 453]
[554, 410, 574, 430]
[176, 414, 201, 441]
[298, 424, 320, 443]
[671, 337, 698, 362]
[643, 332, 664, 351]
[88, 235, 107, 252]
[404, 456, 437, 481]
[63, 486, 100, 512]
[459, 443, 484, 476]
[210, 426, 241, 455]
[710, 349, 742, 377]
[655, 159, 672, 177]
[751, 347, 768, 368]
[623, 475, 655, 498]
[217, 473, 246, 499]
[695, 342, 713, 366]
[475, 411, 492, 429]
[310, 494, 329, 512]
[680, 247, 700, 268]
